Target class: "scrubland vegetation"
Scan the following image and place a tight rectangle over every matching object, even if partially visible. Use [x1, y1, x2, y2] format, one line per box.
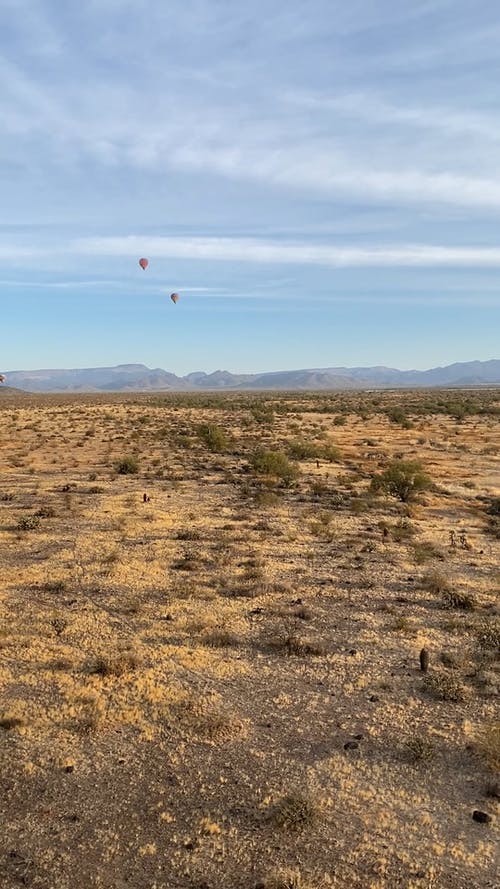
[0, 388, 498, 888]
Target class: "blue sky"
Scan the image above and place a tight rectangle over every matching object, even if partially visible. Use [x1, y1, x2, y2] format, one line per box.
[1, 0, 499, 374]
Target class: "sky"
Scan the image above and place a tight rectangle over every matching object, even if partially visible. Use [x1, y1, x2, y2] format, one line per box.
[1, 0, 500, 375]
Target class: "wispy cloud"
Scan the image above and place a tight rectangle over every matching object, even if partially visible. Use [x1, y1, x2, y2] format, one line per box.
[286, 90, 500, 143]
[3, 3, 500, 214]
[1, 1, 500, 372]
[72, 236, 500, 267]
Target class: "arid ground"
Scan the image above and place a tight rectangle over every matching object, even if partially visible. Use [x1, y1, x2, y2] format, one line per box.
[1, 388, 498, 889]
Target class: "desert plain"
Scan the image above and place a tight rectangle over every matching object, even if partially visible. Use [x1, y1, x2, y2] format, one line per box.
[0, 388, 498, 889]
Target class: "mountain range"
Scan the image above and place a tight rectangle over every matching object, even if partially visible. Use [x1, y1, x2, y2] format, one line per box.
[1, 360, 499, 392]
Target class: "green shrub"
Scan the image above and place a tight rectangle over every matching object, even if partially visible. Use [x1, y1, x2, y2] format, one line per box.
[287, 440, 342, 463]
[114, 456, 139, 475]
[321, 443, 342, 463]
[370, 460, 432, 503]
[251, 450, 299, 485]
[16, 514, 41, 531]
[197, 424, 228, 452]
[386, 406, 411, 427]
[287, 440, 318, 460]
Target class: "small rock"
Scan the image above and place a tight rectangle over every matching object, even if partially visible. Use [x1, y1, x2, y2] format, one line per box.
[472, 810, 491, 824]
[348, 649, 357, 656]
[353, 733, 364, 741]
[344, 741, 359, 751]
[369, 695, 379, 702]
[64, 765, 74, 774]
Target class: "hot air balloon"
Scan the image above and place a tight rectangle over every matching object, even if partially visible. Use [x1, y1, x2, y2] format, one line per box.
[170, 292, 179, 304]
[139, 258, 149, 270]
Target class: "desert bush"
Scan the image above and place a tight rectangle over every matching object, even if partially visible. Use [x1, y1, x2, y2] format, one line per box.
[370, 460, 432, 503]
[197, 423, 228, 452]
[440, 651, 467, 669]
[16, 514, 41, 531]
[390, 519, 417, 542]
[172, 549, 199, 571]
[41, 579, 67, 594]
[412, 541, 445, 563]
[321, 443, 342, 462]
[269, 624, 325, 657]
[485, 516, 500, 538]
[171, 695, 239, 742]
[202, 626, 239, 648]
[475, 723, 500, 772]
[0, 714, 25, 731]
[86, 650, 140, 677]
[442, 588, 476, 610]
[487, 497, 500, 517]
[251, 405, 275, 426]
[50, 616, 68, 636]
[476, 618, 500, 651]
[74, 696, 103, 733]
[270, 793, 319, 830]
[251, 450, 299, 485]
[35, 504, 56, 518]
[176, 528, 202, 541]
[114, 455, 139, 475]
[254, 489, 281, 507]
[422, 570, 451, 595]
[405, 735, 435, 762]
[422, 672, 467, 702]
[391, 616, 415, 634]
[386, 406, 412, 428]
[286, 439, 341, 463]
[287, 440, 318, 460]
[259, 869, 308, 889]
[172, 433, 193, 449]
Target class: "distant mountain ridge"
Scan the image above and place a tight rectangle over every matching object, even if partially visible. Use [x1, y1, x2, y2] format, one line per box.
[2, 360, 499, 392]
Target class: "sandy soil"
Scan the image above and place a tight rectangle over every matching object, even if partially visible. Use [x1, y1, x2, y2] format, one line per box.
[0, 389, 498, 889]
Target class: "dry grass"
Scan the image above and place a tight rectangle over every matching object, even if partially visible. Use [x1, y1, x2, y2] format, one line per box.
[1, 388, 499, 889]
[269, 793, 319, 830]
[475, 723, 500, 772]
[422, 671, 467, 702]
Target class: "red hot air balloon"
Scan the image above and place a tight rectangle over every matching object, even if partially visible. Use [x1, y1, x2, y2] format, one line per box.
[139, 258, 149, 270]
[170, 292, 179, 304]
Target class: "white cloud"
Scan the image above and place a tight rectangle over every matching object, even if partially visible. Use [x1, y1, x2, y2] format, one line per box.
[286, 90, 500, 143]
[72, 235, 500, 268]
